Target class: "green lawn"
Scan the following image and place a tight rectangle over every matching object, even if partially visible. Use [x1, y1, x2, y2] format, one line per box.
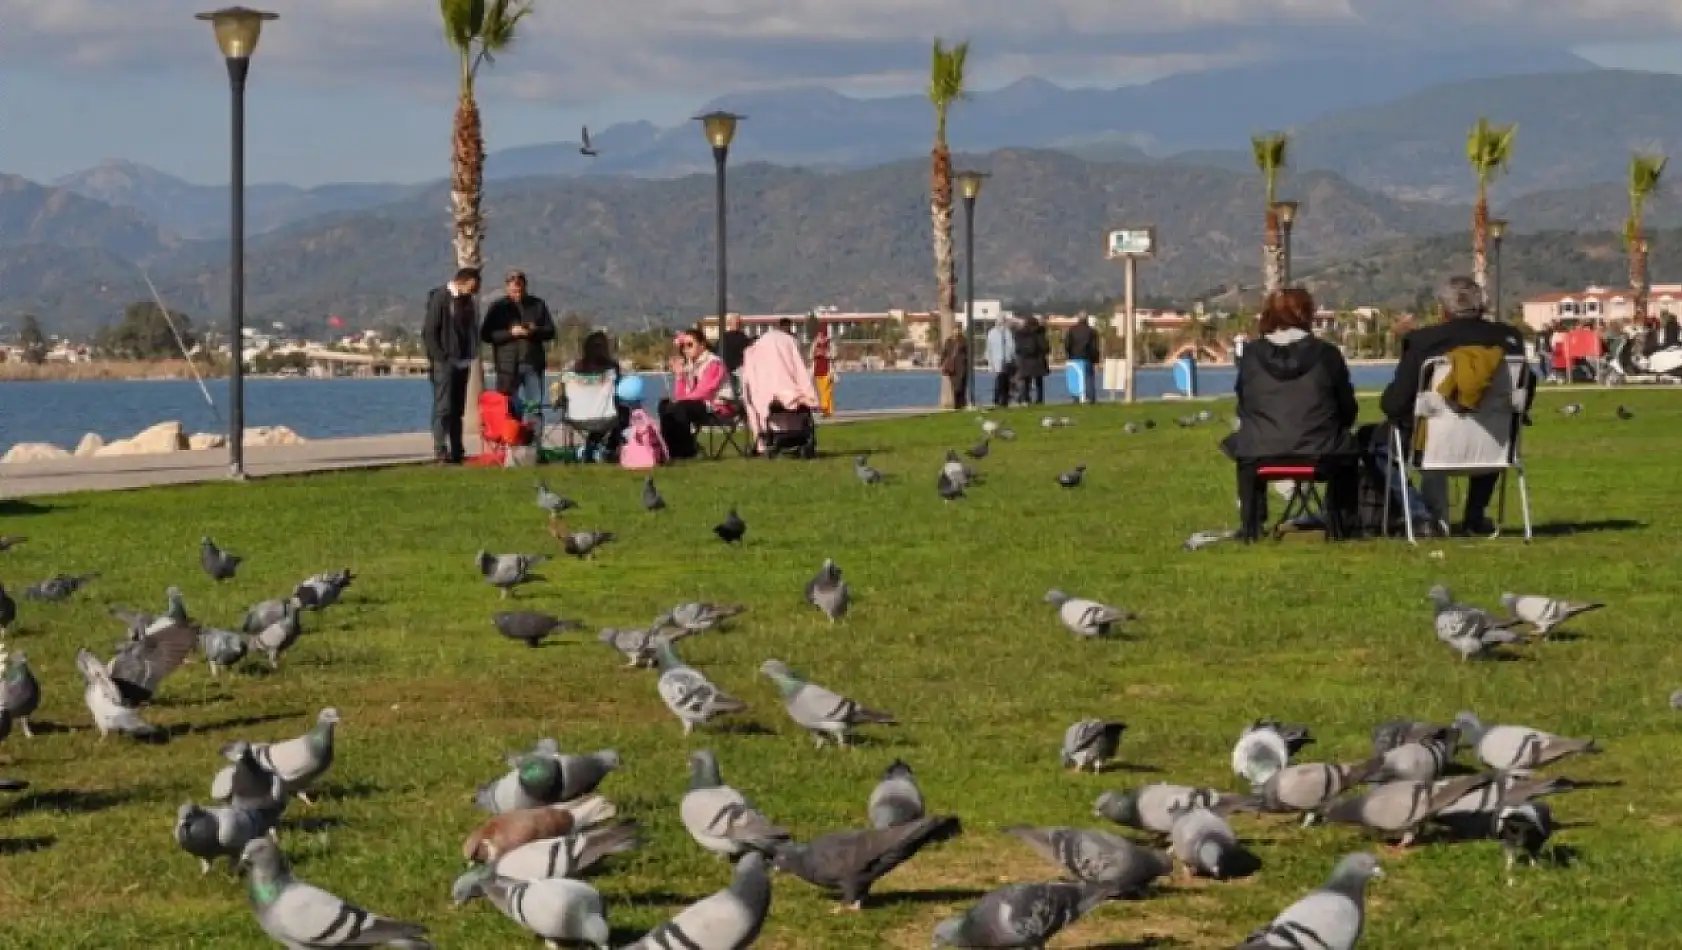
[0, 388, 1678, 948]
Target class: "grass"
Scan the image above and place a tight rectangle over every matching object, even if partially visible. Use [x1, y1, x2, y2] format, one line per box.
[0, 386, 1677, 948]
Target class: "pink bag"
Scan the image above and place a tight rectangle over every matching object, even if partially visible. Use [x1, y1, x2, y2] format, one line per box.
[619, 408, 668, 470]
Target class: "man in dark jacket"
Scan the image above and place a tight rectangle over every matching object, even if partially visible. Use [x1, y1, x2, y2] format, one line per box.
[480, 268, 556, 408]
[1063, 315, 1101, 403]
[719, 314, 750, 376]
[422, 266, 481, 463]
[1379, 275, 1532, 535]
[1012, 315, 1048, 404]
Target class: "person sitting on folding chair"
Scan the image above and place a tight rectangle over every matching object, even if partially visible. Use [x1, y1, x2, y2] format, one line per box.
[1226, 288, 1360, 541]
[1379, 275, 1532, 538]
[559, 330, 626, 462]
[659, 328, 734, 460]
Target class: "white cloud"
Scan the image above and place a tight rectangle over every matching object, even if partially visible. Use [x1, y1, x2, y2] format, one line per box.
[2, 0, 1680, 103]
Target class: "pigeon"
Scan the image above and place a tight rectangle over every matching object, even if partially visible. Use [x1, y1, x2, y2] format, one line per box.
[243, 596, 302, 634]
[114, 586, 191, 639]
[1196, 409, 1213, 422]
[175, 801, 278, 874]
[996, 426, 1017, 441]
[661, 601, 746, 634]
[1371, 731, 1457, 783]
[251, 600, 303, 668]
[463, 799, 616, 864]
[1231, 719, 1314, 787]
[641, 476, 667, 511]
[198, 627, 251, 677]
[1175, 416, 1197, 428]
[479, 821, 641, 881]
[1235, 853, 1381, 950]
[1123, 422, 1139, 434]
[1044, 589, 1134, 638]
[554, 524, 615, 559]
[759, 659, 895, 748]
[1322, 773, 1497, 846]
[0, 536, 25, 551]
[1057, 464, 1087, 488]
[1061, 719, 1126, 773]
[937, 469, 965, 501]
[0, 580, 14, 634]
[0, 649, 40, 737]
[493, 612, 580, 648]
[868, 759, 925, 829]
[597, 624, 690, 668]
[655, 642, 746, 735]
[804, 558, 850, 622]
[536, 480, 576, 514]
[1004, 826, 1171, 896]
[1495, 802, 1553, 882]
[1500, 592, 1604, 638]
[1428, 584, 1525, 660]
[212, 707, 339, 806]
[294, 569, 355, 611]
[1168, 804, 1246, 879]
[1142, 419, 1156, 430]
[77, 623, 198, 738]
[941, 451, 972, 489]
[620, 850, 771, 950]
[210, 740, 289, 815]
[1558, 402, 1582, 416]
[1183, 528, 1237, 551]
[476, 742, 621, 814]
[1250, 759, 1385, 825]
[680, 750, 790, 858]
[932, 881, 1112, 948]
[1371, 718, 1456, 757]
[1453, 711, 1601, 772]
[241, 837, 432, 949]
[773, 814, 962, 910]
[1095, 784, 1256, 836]
[200, 536, 242, 581]
[477, 550, 545, 598]
[1432, 772, 1580, 822]
[713, 508, 747, 544]
[450, 867, 609, 949]
[967, 439, 990, 459]
[981, 419, 999, 435]
[853, 455, 883, 484]
[1041, 416, 1058, 429]
[24, 572, 97, 601]
[579, 125, 598, 158]
[1617, 404, 1634, 420]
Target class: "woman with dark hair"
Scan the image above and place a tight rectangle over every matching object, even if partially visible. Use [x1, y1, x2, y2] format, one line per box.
[1228, 288, 1359, 539]
[557, 330, 625, 461]
[659, 328, 732, 459]
[1013, 315, 1049, 404]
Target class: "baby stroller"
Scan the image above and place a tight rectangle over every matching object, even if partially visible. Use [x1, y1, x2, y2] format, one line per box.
[758, 401, 817, 459]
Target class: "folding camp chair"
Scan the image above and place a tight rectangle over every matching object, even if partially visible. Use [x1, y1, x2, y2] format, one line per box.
[699, 373, 749, 459]
[1384, 354, 1533, 544]
[1239, 459, 1351, 541]
[554, 370, 622, 461]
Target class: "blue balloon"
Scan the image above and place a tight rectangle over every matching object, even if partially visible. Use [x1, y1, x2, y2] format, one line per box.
[616, 374, 645, 403]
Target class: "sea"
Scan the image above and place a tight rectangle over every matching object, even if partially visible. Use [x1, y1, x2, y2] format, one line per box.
[0, 365, 1399, 452]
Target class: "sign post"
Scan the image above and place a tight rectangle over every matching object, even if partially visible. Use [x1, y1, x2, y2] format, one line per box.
[1107, 227, 1156, 404]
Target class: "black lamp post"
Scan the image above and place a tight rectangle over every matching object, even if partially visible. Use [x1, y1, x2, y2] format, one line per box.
[955, 170, 987, 407]
[197, 5, 275, 479]
[1487, 218, 1507, 320]
[1274, 200, 1299, 288]
[695, 111, 744, 335]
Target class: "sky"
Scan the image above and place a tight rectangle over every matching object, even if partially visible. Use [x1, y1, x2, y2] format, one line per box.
[3, 1, 1681, 188]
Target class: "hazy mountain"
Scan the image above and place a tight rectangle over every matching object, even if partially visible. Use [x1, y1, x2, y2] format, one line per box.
[0, 174, 174, 261]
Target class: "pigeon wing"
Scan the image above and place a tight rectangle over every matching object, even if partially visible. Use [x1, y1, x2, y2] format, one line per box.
[109, 622, 198, 700]
[266, 881, 430, 947]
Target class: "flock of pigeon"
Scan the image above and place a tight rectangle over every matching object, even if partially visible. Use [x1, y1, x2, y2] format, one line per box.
[0, 408, 1626, 948]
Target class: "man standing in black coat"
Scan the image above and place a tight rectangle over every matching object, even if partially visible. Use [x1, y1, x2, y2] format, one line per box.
[1380, 275, 1531, 535]
[422, 266, 481, 464]
[1063, 315, 1101, 403]
[480, 268, 556, 409]
[719, 314, 751, 377]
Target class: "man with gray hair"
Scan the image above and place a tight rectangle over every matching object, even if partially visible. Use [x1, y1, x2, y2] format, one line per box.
[1379, 274, 1530, 535]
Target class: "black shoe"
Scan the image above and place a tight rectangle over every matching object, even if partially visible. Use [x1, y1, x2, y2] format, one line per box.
[1460, 517, 1499, 538]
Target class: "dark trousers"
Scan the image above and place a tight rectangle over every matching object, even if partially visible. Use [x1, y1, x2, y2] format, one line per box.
[1391, 424, 1500, 528]
[430, 363, 470, 461]
[660, 399, 709, 459]
[1081, 363, 1097, 404]
[1020, 374, 1045, 404]
[993, 363, 1016, 407]
[1237, 457, 1359, 541]
[949, 374, 968, 409]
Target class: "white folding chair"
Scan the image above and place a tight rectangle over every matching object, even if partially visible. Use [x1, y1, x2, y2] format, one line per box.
[552, 370, 619, 455]
[1384, 354, 1533, 544]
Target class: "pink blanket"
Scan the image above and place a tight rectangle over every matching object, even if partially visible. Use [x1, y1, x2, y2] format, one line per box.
[740, 330, 818, 437]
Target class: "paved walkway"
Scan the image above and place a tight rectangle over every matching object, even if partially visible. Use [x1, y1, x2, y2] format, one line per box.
[0, 408, 933, 499]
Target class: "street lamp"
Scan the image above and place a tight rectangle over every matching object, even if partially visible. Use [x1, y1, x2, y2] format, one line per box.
[1487, 218, 1507, 320]
[197, 6, 276, 479]
[695, 111, 745, 337]
[1274, 200, 1299, 288]
[955, 170, 987, 409]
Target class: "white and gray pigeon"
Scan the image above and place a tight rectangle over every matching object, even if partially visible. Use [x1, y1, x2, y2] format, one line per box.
[1494, 802, 1554, 882]
[1371, 734, 1455, 783]
[1061, 719, 1126, 773]
[1231, 719, 1314, 787]
[477, 551, 546, 599]
[759, 659, 895, 748]
[557, 526, 615, 559]
[294, 569, 354, 611]
[1428, 584, 1525, 660]
[1558, 402, 1582, 416]
[251, 601, 303, 669]
[212, 708, 338, 806]
[641, 476, 667, 511]
[661, 601, 746, 634]
[680, 750, 791, 858]
[1044, 589, 1134, 638]
[941, 451, 971, 490]
[620, 850, 771, 950]
[175, 801, 278, 874]
[199, 627, 251, 677]
[1094, 784, 1255, 836]
[868, 759, 925, 829]
[476, 740, 621, 814]
[932, 880, 1111, 948]
[937, 469, 965, 501]
[1168, 804, 1246, 879]
[76, 623, 198, 740]
[211, 740, 289, 815]
[1235, 852, 1381, 950]
[201, 536, 242, 581]
[655, 642, 746, 735]
[481, 821, 642, 881]
[1500, 592, 1604, 638]
[1452, 711, 1601, 772]
[1250, 759, 1385, 825]
[535, 480, 577, 514]
[241, 837, 432, 949]
[853, 455, 884, 485]
[244, 596, 303, 634]
[804, 558, 850, 622]
[1321, 773, 1497, 847]
[0, 649, 41, 738]
[1057, 464, 1086, 488]
[597, 624, 693, 668]
[450, 866, 609, 949]
[25, 571, 98, 602]
[1004, 826, 1171, 896]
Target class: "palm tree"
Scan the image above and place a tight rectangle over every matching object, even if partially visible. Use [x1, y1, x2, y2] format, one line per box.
[1251, 133, 1289, 295]
[1465, 117, 1517, 296]
[928, 39, 969, 409]
[440, 0, 534, 424]
[1627, 152, 1668, 322]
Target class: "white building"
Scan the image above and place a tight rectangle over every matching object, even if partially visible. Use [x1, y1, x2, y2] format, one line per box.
[1521, 283, 1682, 330]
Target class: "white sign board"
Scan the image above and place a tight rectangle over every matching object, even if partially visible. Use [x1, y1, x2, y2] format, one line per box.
[1107, 227, 1156, 259]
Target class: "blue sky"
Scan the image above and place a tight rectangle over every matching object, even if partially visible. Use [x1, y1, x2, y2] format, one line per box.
[2, 1, 1679, 188]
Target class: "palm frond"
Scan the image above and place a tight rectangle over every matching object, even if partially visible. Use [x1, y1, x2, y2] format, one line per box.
[1250, 133, 1288, 173]
[1630, 152, 1668, 200]
[439, 0, 485, 51]
[1465, 117, 1517, 180]
[928, 38, 970, 107]
[477, 0, 534, 65]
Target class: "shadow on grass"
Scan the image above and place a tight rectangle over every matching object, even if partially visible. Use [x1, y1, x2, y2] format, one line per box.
[284, 815, 346, 833]
[1083, 939, 1182, 950]
[710, 721, 776, 737]
[0, 835, 55, 855]
[0, 499, 59, 517]
[168, 711, 304, 737]
[878, 886, 988, 907]
[621, 889, 705, 906]
[1102, 762, 1163, 775]
[1530, 519, 1644, 537]
[0, 786, 145, 818]
[1545, 844, 1582, 868]
[317, 779, 383, 802]
[18, 720, 72, 736]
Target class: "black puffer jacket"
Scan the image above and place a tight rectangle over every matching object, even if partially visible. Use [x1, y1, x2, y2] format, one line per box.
[1229, 329, 1358, 461]
[1013, 318, 1049, 378]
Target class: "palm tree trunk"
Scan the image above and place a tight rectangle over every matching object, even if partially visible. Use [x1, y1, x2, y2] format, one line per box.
[931, 145, 957, 409]
[1262, 205, 1282, 295]
[1631, 225, 1648, 322]
[451, 89, 487, 435]
[1471, 190, 1489, 296]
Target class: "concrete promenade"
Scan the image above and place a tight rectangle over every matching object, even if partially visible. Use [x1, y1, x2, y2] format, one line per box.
[0, 408, 933, 499]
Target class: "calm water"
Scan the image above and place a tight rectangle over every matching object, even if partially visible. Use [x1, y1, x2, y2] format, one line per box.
[0, 365, 1398, 451]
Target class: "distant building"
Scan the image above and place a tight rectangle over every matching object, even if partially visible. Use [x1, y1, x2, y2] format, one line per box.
[1521, 283, 1682, 330]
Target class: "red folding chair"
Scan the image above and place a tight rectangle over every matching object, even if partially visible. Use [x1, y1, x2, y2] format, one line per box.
[470, 391, 530, 467]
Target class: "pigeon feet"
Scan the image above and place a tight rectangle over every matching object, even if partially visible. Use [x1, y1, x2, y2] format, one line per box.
[296, 791, 316, 807]
[19, 719, 32, 739]
[199, 859, 213, 875]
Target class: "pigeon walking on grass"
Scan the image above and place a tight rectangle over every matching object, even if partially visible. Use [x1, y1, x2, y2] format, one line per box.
[932, 881, 1112, 948]
[1558, 402, 1582, 416]
[477, 551, 545, 599]
[1500, 592, 1604, 638]
[198, 627, 251, 677]
[25, 572, 97, 602]
[1495, 802, 1554, 883]
[1045, 589, 1133, 638]
[554, 525, 615, 560]
[1168, 804, 1246, 879]
[1617, 404, 1634, 420]
[175, 802, 277, 875]
[1057, 464, 1086, 488]
[1321, 773, 1496, 847]
[714, 508, 747, 544]
[475, 740, 620, 814]
[937, 470, 965, 501]
[241, 838, 432, 949]
[597, 625, 689, 668]
[1250, 759, 1385, 826]
[656, 642, 746, 735]
[1370, 718, 1455, 757]
[0, 536, 24, 552]
[1428, 584, 1525, 660]
[680, 750, 790, 858]
[942, 451, 973, 489]
[494, 612, 580, 648]
[759, 659, 896, 748]
[1004, 826, 1171, 896]
[620, 850, 771, 950]
[660, 601, 745, 634]
[967, 439, 990, 460]
[0, 650, 40, 738]
[200, 536, 242, 581]
[450, 867, 610, 949]
[1235, 853, 1380, 950]
[1061, 719, 1126, 773]
[251, 601, 303, 669]
[805, 558, 850, 622]
[294, 569, 354, 611]
[853, 455, 883, 485]
[640, 476, 667, 511]
[868, 759, 925, 829]
[1452, 711, 1601, 772]
[1231, 719, 1315, 786]
[212, 708, 339, 806]
[243, 597, 302, 634]
[1095, 784, 1255, 836]
[477, 821, 641, 881]
[773, 814, 962, 911]
[535, 480, 577, 514]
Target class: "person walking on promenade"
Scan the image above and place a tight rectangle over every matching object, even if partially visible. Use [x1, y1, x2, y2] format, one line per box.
[810, 323, 837, 417]
[422, 266, 481, 464]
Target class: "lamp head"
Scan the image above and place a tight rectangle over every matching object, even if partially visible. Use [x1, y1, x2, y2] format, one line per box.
[1273, 200, 1299, 226]
[695, 111, 744, 150]
[1488, 219, 1508, 241]
[956, 170, 987, 200]
[196, 6, 277, 60]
